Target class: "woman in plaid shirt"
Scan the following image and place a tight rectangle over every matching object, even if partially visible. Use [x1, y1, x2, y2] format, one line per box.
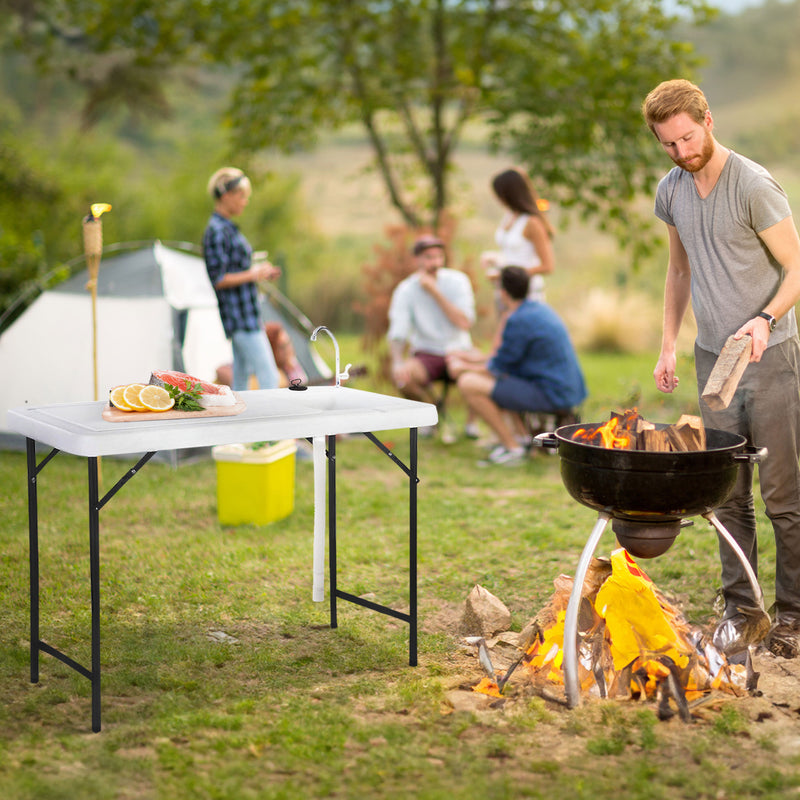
[203, 167, 281, 391]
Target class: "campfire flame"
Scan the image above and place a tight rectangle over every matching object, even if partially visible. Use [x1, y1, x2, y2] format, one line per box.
[569, 409, 707, 454]
[572, 416, 633, 449]
[470, 550, 751, 710]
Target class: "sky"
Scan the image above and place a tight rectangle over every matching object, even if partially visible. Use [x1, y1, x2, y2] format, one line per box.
[713, 0, 763, 9]
[666, 0, 767, 12]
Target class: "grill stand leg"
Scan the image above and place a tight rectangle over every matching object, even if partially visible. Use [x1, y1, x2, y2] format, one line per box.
[563, 511, 611, 708]
[703, 511, 765, 611]
[563, 510, 768, 710]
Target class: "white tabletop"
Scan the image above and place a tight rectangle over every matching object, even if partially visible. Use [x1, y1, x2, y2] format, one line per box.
[7, 386, 438, 457]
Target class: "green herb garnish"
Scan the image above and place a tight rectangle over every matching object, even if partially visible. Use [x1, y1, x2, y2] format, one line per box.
[164, 381, 205, 412]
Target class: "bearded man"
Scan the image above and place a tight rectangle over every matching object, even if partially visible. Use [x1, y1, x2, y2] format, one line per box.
[642, 79, 800, 658]
[387, 236, 475, 409]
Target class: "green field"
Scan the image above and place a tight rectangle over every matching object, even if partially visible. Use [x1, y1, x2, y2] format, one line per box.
[2, 346, 799, 800]
[3, 5, 800, 796]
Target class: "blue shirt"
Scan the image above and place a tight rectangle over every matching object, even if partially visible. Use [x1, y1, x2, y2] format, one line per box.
[488, 300, 587, 409]
[203, 212, 261, 338]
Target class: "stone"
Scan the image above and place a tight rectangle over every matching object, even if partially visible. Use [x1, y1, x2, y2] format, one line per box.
[459, 584, 511, 638]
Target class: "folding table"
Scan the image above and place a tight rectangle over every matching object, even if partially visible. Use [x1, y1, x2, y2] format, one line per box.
[8, 386, 437, 732]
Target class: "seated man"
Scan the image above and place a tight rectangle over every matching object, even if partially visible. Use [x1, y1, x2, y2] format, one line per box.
[387, 236, 476, 423]
[447, 266, 587, 465]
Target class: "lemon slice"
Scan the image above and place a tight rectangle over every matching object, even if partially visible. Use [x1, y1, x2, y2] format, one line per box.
[122, 383, 148, 411]
[138, 384, 175, 412]
[109, 385, 135, 411]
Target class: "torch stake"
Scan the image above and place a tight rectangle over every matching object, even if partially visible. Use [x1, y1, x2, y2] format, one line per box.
[82, 217, 103, 401]
[82, 203, 112, 484]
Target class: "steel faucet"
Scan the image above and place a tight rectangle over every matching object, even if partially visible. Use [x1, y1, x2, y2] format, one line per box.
[310, 325, 351, 387]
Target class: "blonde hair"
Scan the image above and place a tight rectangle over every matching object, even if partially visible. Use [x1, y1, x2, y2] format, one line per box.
[642, 79, 709, 135]
[207, 167, 252, 200]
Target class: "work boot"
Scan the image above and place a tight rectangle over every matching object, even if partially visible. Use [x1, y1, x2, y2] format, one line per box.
[712, 605, 771, 658]
[765, 614, 800, 659]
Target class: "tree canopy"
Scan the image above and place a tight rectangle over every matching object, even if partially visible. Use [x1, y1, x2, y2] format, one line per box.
[221, 0, 717, 259]
[3, 0, 717, 270]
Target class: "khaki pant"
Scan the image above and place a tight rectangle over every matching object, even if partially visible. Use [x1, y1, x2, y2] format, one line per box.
[696, 338, 800, 618]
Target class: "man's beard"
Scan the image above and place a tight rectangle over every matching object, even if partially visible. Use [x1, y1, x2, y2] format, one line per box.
[674, 129, 714, 173]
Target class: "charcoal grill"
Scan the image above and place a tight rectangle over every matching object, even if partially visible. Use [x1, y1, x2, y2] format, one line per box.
[534, 424, 768, 708]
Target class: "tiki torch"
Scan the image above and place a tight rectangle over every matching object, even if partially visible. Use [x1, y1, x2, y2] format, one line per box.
[82, 203, 112, 401]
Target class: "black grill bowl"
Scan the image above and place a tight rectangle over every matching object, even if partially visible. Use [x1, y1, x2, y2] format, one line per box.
[549, 423, 750, 523]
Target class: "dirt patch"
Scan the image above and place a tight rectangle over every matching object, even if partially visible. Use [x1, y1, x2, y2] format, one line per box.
[421, 595, 800, 752]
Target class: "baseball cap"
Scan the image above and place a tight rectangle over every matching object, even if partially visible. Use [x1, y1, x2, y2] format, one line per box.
[412, 235, 445, 256]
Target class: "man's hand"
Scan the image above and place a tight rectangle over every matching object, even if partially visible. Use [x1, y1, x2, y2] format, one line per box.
[391, 361, 413, 389]
[734, 317, 770, 362]
[416, 270, 473, 331]
[418, 271, 438, 294]
[654, 352, 680, 393]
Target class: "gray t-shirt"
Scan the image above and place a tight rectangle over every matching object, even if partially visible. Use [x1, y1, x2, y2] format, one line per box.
[654, 151, 796, 354]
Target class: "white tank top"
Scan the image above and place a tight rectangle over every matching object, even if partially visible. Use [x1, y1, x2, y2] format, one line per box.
[494, 213, 545, 300]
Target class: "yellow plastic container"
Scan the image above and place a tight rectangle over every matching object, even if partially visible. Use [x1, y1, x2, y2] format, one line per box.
[212, 440, 297, 526]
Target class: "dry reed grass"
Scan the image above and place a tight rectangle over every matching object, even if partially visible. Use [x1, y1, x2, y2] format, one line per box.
[565, 287, 697, 356]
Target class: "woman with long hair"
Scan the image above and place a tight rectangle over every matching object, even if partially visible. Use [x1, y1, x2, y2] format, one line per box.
[481, 167, 555, 302]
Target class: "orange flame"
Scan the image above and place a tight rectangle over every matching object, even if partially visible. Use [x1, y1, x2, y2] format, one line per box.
[513, 550, 750, 704]
[573, 417, 632, 449]
[472, 677, 503, 698]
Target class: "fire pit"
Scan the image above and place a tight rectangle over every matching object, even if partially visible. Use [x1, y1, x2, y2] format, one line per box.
[539, 422, 759, 521]
[534, 420, 768, 708]
[538, 422, 764, 558]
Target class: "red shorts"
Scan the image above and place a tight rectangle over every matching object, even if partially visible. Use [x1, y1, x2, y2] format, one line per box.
[413, 351, 449, 383]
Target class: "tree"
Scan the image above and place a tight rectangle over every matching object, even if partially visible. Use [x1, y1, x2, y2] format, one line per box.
[3, 0, 718, 263]
[218, 0, 717, 260]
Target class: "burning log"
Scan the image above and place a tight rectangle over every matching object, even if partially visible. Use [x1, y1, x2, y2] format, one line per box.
[573, 410, 707, 453]
[487, 550, 757, 714]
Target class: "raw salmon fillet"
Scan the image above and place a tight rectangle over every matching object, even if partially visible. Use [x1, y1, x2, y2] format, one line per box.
[149, 370, 236, 407]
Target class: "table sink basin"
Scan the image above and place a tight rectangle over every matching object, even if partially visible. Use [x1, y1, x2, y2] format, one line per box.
[289, 386, 420, 413]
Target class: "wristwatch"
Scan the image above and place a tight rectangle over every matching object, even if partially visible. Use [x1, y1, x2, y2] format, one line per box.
[758, 311, 777, 332]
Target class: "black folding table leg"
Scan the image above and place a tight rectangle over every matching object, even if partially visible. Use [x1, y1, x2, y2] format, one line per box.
[88, 457, 102, 733]
[408, 427, 418, 666]
[27, 438, 40, 684]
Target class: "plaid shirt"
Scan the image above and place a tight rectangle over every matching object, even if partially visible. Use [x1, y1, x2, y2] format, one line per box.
[203, 212, 261, 338]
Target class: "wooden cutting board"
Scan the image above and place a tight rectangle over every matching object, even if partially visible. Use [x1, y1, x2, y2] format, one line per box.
[102, 395, 246, 423]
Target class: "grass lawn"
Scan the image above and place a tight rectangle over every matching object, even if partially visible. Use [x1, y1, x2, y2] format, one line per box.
[1, 348, 798, 800]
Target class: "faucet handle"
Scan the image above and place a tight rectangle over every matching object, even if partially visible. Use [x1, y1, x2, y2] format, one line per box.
[339, 363, 352, 383]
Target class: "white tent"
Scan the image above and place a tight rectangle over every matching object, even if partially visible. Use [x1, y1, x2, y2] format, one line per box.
[0, 241, 330, 449]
